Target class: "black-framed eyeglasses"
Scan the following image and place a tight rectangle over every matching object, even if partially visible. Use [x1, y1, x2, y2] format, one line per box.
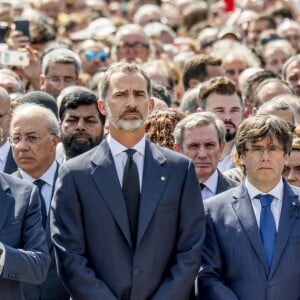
[85, 51, 107, 61]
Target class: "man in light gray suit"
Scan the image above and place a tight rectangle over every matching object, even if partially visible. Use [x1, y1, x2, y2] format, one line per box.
[173, 112, 238, 200]
[198, 114, 300, 300]
[0, 172, 50, 299]
[51, 62, 205, 300]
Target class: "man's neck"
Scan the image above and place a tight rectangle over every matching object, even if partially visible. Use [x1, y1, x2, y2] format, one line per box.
[221, 140, 235, 160]
[109, 126, 145, 148]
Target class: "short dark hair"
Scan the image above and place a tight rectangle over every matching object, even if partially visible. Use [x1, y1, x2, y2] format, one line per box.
[57, 86, 105, 125]
[198, 76, 243, 110]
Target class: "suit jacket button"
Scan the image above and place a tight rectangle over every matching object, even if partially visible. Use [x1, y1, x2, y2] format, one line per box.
[133, 268, 140, 275]
[268, 281, 273, 287]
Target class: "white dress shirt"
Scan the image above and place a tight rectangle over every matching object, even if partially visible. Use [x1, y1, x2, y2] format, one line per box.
[246, 178, 283, 230]
[107, 134, 145, 190]
[201, 170, 219, 200]
[0, 140, 10, 172]
[20, 160, 58, 214]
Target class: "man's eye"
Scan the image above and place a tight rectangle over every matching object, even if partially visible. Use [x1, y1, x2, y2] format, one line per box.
[27, 136, 39, 143]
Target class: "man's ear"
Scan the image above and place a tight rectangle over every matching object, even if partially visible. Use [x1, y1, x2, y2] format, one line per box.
[173, 144, 181, 153]
[98, 99, 107, 115]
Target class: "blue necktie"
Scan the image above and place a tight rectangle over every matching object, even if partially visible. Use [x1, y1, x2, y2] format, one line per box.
[257, 194, 277, 270]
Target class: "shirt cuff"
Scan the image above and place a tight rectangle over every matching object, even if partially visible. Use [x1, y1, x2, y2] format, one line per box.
[0, 242, 6, 275]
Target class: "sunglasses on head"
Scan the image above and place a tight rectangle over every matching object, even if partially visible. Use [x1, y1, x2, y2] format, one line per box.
[85, 51, 107, 61]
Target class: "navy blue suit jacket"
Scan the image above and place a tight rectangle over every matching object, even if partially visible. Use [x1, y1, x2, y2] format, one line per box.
[0, 172, 50, 300]
[198, 180, 300, 300]
[51, 139, 205, 300]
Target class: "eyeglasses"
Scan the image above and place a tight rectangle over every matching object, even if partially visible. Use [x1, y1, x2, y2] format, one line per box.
[45, 76, 76, 84]
[85, 51, 107, 61]
[9, 134, 51, 145]
[0, 108, 11, 118]
[245, 145, 284, 155]
[117, 42, 149, 52]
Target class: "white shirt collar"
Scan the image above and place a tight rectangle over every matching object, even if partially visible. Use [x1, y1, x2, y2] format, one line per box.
[245, 177, 284, 201]
[107, 134, 146, 157]
[20, 160, 58, 187]
[0, 140, 11, 161]
[203, 169, 219, 194]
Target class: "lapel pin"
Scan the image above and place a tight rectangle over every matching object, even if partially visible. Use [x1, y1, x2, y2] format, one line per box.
[161, 176, 166, 181]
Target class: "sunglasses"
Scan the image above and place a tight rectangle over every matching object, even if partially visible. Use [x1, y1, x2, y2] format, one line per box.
[85, 51, 107, 61]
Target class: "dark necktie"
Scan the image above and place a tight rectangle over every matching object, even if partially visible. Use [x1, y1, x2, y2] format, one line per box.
[33, 179, 47, 228]
[122, 149, 140, 248]
[257, 194, 277, 270]
[200, 183, 206, 191]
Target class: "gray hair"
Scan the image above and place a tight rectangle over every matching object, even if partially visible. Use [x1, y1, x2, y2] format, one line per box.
[173, 111, 225, 147]
[41, 48, 81, 78]
[257, 98, 296, 125]
[12, 103, 60, 136]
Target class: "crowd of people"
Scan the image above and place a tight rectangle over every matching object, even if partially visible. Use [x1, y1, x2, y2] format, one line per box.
[0, 0, 300, 299]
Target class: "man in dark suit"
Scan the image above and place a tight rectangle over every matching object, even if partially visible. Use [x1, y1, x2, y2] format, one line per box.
[0, 87, 17, 174]
[198, 114, 300, 300]
[10, 103, 69, 300]
[51, 62, 205, 300]
[0, 172, 50, 299]
[173, 111, 238, 200]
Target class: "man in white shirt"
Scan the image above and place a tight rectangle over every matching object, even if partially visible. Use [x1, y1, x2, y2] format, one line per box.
[198, 114, 300, 300]
[173, 112, 238, 200]
[10, 103, 69, 300]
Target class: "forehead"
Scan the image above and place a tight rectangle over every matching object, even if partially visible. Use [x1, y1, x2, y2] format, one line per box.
[109, 72, 148, 91]
[11, 112, 50, 132]
[286, 61, 300, 74]
[47, 63, 77, 76]
[184, 124, 219, 141]
[247, 134, 281, 145]
[64, 104, 99, 117]
[206, 93, 241, 108]
[118, 32, 147, 44]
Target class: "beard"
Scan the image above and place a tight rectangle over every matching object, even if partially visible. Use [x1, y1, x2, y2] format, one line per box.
[61, 131, 103, 159]
[224, 120, 237, 142]
[106, 106, 148, 132]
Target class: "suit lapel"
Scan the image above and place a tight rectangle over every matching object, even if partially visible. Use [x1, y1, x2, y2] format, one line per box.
[137, 141, 167, 245]
[269, 181, 299, 276]
[216, 170, 228, 194]
[91, 141, 132, 247]
[4, 147, 18, 174]
[231, 184, 268, 274]
[0, 176, 14, 232]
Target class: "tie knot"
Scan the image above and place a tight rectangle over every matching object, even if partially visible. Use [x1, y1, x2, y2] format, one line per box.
[257, 194, 273, 207]
[33, 179, 45, 189]
[200, 183, 206, 191]
[125, 149, 136, 157]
